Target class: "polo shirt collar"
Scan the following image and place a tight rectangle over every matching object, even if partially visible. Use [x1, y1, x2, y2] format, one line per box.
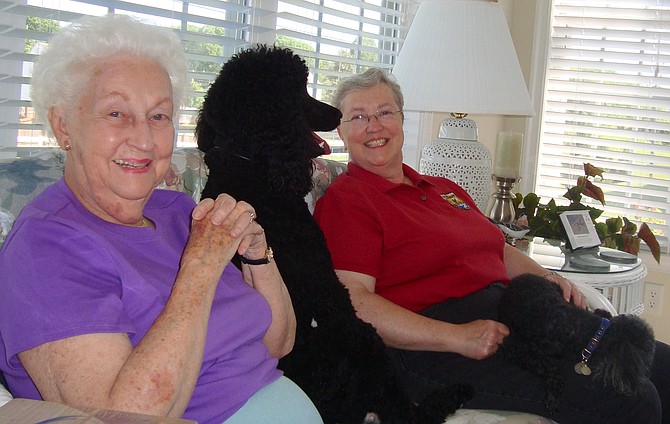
[347, 162, 435, 191]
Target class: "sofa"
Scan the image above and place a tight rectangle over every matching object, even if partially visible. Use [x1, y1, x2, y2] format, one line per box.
[0, 147, 560, 423]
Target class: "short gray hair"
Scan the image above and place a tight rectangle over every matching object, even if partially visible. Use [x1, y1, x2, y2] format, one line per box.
[332, 68, 404, 112]
[31, 14, 187, 133]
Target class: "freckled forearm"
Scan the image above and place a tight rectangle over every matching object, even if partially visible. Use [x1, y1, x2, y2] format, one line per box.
[244, 263, 296, 357]
[108, 266, 218, 416]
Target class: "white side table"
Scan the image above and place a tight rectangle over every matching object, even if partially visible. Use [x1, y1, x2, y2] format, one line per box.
[518, 238, 647, 315]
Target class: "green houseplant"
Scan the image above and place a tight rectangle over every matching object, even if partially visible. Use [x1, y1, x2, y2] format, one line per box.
[513, 163, 661, 264]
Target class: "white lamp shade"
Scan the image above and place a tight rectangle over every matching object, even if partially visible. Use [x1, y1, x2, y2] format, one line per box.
[392, 0, 533, 115]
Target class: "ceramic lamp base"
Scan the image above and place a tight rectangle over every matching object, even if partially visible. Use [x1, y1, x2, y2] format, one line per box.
[419, 117, 492, 211]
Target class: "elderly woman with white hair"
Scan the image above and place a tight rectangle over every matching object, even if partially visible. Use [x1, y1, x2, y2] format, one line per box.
[0, 15, 322, 424]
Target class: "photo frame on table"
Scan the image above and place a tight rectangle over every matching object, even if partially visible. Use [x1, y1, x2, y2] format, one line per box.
[559, 210, 602, 250]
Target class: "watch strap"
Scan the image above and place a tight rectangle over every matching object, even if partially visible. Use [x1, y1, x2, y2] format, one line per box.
[239, 247, 273, 265]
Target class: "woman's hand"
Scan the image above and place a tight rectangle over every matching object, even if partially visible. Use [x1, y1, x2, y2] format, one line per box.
[454, 320, 510, 360]
[503, 244, 588, 309]
[544, 271, 588, 309]
[192, 194, 267, 261]
[187, 194, 261, 269]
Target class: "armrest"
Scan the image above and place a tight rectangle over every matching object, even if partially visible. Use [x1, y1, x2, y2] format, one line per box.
[0, 381, 12, 408]
[574, 281, 618, 316]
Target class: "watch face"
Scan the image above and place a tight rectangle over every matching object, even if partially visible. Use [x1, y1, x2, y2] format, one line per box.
[240, 247, 273, 265]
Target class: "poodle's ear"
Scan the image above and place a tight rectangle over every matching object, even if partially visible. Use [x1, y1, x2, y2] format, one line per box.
[195, 110, 217, 153]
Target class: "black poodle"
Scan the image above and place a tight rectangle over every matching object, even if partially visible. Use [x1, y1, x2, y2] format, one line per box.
[195, 45, 473, 424]
[498, 273, 655, 411]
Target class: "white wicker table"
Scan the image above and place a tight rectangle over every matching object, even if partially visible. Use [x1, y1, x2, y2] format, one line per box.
[519, 238, 647, 315]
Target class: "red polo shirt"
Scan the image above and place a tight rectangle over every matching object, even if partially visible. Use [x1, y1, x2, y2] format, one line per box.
[314, 162, 509, 312]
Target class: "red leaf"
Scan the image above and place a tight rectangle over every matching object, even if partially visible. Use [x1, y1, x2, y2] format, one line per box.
[581, 179, 606, 205]
[583, 163, 605, 179]
[638, 223, 661, 264]
[623, 236, 640, 256]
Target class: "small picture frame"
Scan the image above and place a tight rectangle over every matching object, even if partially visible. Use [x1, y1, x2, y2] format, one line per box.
[559, 210, 601, 250]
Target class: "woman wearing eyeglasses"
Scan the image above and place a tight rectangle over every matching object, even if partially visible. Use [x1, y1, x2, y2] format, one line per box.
[314, 68, 669, 423]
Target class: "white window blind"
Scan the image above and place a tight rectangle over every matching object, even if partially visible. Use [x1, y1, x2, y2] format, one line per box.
[536, 0, 670, 250]
[0, 0, 412, 156]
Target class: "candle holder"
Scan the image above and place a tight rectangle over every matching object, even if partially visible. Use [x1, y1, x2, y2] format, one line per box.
[487, 175, 520, 224]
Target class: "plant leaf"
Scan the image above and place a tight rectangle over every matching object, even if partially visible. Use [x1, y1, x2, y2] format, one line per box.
[513, 192, 523, 210]
[588, 206, 604, 221]
[583, 163, 605, 179]
[580, 177, 606, 205]
[620, 217, 637, 237]
[623, 236, 640, 256]
[638, 223, 661, 264]
[564, 184, 583, 203]
[523, 193, 540, 211]
[605, 216, 623, 235]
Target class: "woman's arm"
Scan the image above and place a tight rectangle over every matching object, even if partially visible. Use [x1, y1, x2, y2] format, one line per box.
[199, 198, 296, 358]
[19, 194, 261, 418]
[335, 270, 509, 361]
[503, 243, 587, 308]
[241, 260, 296, 358]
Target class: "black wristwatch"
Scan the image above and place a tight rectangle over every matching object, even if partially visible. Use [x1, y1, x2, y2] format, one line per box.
[239, 247, 274, 265]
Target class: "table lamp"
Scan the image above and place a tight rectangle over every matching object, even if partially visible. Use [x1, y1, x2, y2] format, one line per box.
[391, 0, 533, 212]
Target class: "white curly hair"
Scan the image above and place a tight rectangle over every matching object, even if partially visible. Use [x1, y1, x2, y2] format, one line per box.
[30, 14, 187, 135]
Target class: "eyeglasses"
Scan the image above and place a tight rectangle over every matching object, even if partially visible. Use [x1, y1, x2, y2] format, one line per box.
[341, 110, 403, 129]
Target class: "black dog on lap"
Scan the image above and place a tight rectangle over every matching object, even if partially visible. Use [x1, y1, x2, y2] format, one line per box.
[498, 273, 656, 411]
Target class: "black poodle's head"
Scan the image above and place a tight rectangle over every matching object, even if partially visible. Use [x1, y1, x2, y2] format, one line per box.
[195, 44, 341, 164]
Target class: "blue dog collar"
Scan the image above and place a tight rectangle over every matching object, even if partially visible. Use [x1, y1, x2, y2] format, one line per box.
[575, 317, 611, 376]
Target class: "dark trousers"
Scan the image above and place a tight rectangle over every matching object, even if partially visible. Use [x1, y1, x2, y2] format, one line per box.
[387, 284, 668, 423]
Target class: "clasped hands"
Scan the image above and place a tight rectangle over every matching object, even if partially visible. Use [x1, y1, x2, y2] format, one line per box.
[188, 193, 268, 266]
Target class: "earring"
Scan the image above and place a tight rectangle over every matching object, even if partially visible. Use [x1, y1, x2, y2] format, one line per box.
[63, 142, 71, 151]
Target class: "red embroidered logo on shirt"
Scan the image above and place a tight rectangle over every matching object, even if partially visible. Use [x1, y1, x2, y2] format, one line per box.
[441, 192, 470, 210]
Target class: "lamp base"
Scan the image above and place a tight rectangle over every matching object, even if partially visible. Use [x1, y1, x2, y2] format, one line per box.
[487, 175, 519, 224]
[419, 117, 492, 211]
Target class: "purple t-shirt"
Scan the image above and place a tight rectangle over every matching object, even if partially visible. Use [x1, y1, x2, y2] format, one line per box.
[0, 179, 282, 423]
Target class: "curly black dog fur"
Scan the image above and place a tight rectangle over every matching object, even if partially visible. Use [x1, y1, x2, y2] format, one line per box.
[499, 273, 655, 411]
[195, 45, 473, 424]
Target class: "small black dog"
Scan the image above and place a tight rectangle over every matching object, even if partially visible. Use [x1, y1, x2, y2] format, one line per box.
[499, 273, 655, 411]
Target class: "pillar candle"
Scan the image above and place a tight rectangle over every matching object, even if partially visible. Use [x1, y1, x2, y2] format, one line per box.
[494, 131, 523, 179]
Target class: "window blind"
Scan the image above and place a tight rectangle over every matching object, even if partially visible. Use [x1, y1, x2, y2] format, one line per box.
[537, 0, 670, 250]
[0, 0, 412, 156]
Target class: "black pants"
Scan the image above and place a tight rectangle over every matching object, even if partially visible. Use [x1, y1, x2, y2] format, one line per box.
[387, 284, 668, 423]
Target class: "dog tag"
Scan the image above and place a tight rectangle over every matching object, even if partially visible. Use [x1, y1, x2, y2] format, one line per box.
[574, 362, 592, 376]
